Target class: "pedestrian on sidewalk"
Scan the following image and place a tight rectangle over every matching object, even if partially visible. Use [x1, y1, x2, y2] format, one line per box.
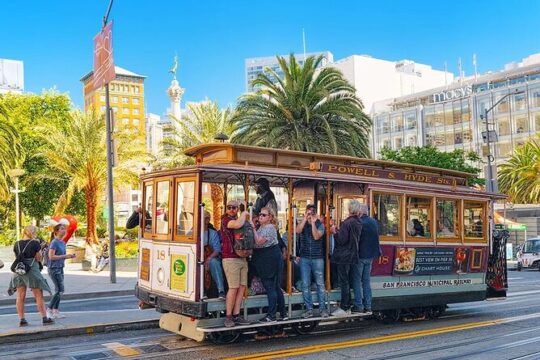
[47, 222, 76, 319]
[7, 225, 54, 327]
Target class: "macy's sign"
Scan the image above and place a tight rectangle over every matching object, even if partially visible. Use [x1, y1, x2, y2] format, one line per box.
[432, 85, 472, 103]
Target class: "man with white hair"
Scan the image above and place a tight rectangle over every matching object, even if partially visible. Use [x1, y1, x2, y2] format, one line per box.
[357, 203, 381, 315]
[331, 199, 363, 314]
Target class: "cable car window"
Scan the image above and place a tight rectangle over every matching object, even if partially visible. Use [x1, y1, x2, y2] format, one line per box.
[373, 193, 401, 237]
[464, 202, 484, 238]
[143, 183, 153, 233]
[436, 199, 458, 238]
[406, 196, 432, 238]
[156, 181, 170, 235]
[176, 181, 195, 236]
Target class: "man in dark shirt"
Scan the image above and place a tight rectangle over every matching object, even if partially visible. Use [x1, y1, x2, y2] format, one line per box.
[253, 178, 277, 217]
[358, 203, 382, 315]
[331, 199, 363, 314]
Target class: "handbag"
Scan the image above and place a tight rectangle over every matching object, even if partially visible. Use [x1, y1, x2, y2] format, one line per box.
[10, 240, 35, 275]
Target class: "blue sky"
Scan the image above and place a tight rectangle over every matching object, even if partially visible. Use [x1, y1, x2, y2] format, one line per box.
[1, 1, 539, 115]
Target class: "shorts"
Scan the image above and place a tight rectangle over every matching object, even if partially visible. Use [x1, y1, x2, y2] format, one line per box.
[222, 258, 248, 288]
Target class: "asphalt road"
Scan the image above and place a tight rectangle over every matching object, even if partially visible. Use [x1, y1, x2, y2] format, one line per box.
[1, 269, 539, 360]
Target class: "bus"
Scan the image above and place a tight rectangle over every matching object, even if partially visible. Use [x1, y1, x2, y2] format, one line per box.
[135, 142, 509, 343]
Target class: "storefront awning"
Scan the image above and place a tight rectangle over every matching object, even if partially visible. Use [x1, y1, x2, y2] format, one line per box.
[494, 212, 527, 230]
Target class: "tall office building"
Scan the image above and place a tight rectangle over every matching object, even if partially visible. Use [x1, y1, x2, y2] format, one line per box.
[245, 51, 334, 92]
[80, 66, 146, 140]
[0, 58, 24, 94]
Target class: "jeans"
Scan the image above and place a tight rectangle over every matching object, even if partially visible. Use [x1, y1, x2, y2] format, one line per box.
[48, 267, 65, 310]
[208, 257, 225, 293]
[261, 272, 286, 319]
[337, 263, 362, 310]
[358, 258, 373, 310]
[300, 257, 326, 310]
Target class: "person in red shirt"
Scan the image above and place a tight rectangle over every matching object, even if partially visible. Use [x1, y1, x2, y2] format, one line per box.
[220, 200, 250, 327]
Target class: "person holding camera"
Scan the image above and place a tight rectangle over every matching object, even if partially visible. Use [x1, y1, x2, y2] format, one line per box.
[296, 204, 328, 318]
[46, 222, 76, 319]
[8, 225, 54, 327]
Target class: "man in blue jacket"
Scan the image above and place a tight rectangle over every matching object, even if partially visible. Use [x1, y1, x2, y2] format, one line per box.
[357, 203, 382, 315]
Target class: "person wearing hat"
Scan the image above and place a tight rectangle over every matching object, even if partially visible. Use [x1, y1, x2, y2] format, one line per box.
[219, 200, 251, 327]
[253, 178, 277, 217]
[296, 204, 328, 318]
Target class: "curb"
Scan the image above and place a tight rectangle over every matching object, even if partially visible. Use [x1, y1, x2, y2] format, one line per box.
[0, 290, 135, 306]
[0, 319, 159, 345]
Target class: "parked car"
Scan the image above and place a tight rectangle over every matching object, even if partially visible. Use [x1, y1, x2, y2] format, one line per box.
[517, 237, 540, 271]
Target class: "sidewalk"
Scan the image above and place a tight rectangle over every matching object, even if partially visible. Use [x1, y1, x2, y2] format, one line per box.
[0, 260, 160, 344]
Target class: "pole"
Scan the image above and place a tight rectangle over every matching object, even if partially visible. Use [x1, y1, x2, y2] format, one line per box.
[103, 0, 116, 283]
[484, 109, 493, 193]
[14, 177, 20, 242]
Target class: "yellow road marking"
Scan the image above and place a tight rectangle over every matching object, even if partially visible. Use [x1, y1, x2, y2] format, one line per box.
[103, 342, 141, 357]
[226, 319, 502, 360]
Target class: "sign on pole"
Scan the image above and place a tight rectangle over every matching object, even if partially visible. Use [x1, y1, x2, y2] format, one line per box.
[93, 21, 116, 91]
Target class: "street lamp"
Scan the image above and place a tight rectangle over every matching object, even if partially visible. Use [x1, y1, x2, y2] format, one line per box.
[8, 169, 25, 241]
[480, 89, 524, 193]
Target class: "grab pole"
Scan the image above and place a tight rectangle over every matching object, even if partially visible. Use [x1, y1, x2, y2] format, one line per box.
[199, 203, 205, 300]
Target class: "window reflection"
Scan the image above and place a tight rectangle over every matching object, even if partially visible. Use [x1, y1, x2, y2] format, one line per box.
[464, 202, 484, 238]
[373, 194, 400, 237]
[406, 196, 431, 238]
[436, 200, 457, 238]
[176, 181, 195, 236]
[144, 183, 153, 233]
[156, 181, 170, 234]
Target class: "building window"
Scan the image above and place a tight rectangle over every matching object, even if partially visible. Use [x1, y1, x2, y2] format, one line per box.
[134, 86, 140, 94]
[395, 137, 403, 149]
[530, 89, 540, 108]
[406, 196, 432, 238]
[515, 115, 528, 133]
[535, 113, 540, 131]
[407, 135, 417, 146]
[112, 96, 118, 103]
[133, 119, 140, 126]
[497, 116, 510, 136]
[100, 105, 106, 111]
[436, 199, 458, 239]
[392, 115, 403, 132]
[133, 98, 139, 105]
[497, 142, 513, 157]
[405, 113, 416, 129]
[372, 193, 401, 238]
[100, 95, 106, 102]
[514, 93, 526, 111]
[122, 118, 129, 125]
[496, 94, 510, 113]
[123, 108, 129, 114]
[133, 109, 140, 115]
[112, 106, 118, 113]
[122, 97, 128, 103]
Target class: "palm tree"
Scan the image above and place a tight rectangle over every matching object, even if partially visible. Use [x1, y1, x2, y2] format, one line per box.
[231, 54, 372, 157]
[498, 134, 540, 204]
[158, 100, 236, 224]
[0, 104, 23, 201]
[38, 110, 146, 244]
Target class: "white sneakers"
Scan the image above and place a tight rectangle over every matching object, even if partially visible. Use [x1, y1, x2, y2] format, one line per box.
[331, 308, 349, 317]
[47, 309, 66, 319]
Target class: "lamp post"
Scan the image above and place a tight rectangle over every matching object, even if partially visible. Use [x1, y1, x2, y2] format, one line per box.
[8, 169, 25, 241]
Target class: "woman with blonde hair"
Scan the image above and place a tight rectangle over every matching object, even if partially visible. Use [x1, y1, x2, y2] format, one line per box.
[8, 225, 54, 326]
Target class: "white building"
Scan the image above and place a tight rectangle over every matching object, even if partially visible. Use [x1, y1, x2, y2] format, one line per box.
[146, 113, 163, 157]
[245, 51, 334, 92]
[330, 55, 453, 114]
[0, 58, 24, 94]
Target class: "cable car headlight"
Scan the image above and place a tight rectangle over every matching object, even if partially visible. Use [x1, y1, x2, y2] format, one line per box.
[157, 268, 165, 284]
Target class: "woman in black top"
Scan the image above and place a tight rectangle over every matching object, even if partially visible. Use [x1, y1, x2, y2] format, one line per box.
[8, 225, 54, 326]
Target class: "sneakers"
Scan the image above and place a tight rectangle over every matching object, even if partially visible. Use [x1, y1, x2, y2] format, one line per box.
[46, 309, 53, 319]
[233, 315, 251, 325]
[218, 291, 226, 300]
[53, 310, 66, 319]
[42, 317, 54, 325]
[224, 317, 235, 328]
[258, 316, 277, 323]
[351, 306, 364, 314]
[19, 318, 28, 327]
[364, 309, 373, 316]
[302, 310, 314, 319]
[332, 307, 348, 317]
[320, 309, 329, 318]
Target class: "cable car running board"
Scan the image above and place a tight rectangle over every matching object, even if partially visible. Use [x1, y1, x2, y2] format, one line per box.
[197, 312, 371, 333]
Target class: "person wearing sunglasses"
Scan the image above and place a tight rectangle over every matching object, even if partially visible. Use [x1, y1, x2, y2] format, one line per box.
[250, 207, 287, 323]
[219, 200, 250, 327]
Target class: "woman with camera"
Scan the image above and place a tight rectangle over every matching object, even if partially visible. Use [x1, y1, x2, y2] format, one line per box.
[8, 225, 54, 327]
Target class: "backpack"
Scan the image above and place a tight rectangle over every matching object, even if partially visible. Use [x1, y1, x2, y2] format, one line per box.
[41, 244, 50, 267]
[232, 222, 255, 258]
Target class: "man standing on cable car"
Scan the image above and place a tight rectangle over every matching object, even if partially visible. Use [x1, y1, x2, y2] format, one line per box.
[357, 203, 381, 315]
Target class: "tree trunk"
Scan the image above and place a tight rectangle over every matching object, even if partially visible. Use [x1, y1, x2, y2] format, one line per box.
[84, 184, 99, 245]
[210, 184, 223, 229]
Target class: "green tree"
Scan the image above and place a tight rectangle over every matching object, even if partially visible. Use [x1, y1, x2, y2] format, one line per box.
[498, 134, 540, 203]
[231, 54, 372, 157]
[0, 92, 73, 224]
[0, 103, 23, 201]
[379, 145, 484, 186]
[38, 110, 146, 244]
[158, 100, 236, 168]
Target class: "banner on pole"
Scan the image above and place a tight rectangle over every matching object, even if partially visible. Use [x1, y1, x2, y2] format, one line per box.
[93, 21, 116, 90]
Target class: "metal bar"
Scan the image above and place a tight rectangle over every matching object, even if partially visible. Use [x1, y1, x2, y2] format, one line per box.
[199, 203, 205, 299]
[287, 179, 293, 296]
[105, 84, 116, 283]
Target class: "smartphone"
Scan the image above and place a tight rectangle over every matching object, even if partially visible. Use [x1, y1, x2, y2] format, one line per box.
[239, 203, 245, 212]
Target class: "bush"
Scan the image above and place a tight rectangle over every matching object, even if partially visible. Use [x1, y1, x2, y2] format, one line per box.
[0, 231, 15, 246]
[115, 241, 138, 258]
[75, 227, 87, 237]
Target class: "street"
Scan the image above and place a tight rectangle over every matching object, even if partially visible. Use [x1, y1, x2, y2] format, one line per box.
[0, 269, 539, 359]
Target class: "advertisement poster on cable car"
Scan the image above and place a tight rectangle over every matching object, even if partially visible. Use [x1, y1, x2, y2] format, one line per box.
[393, 247, 470, 276]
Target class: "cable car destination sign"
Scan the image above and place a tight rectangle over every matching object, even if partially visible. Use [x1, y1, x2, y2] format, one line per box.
[316, 163, 466, 186]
